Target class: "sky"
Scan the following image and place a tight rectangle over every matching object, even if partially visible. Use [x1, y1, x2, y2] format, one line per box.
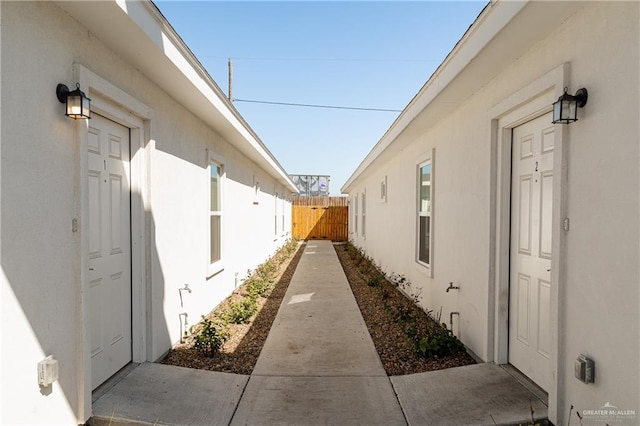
[154, 1, 488, 195]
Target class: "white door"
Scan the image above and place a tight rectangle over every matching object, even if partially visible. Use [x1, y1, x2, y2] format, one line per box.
[509, 112, 554, 391]
[88, 114, 132, 390]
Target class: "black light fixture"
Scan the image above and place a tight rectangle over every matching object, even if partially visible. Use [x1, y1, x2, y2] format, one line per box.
[552, 87, 588, 124]
[56, 83, 91, 119]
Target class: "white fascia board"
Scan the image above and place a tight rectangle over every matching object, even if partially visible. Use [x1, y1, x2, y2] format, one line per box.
[341, 0, 527, 193]
[147, 4, 297, 193]
[56, 0, 297, 194]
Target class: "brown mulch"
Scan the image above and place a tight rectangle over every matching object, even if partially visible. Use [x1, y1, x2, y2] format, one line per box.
[160, 242, 305, 374]
[160, 240, 474, 376]
[334, 243, 476, 376]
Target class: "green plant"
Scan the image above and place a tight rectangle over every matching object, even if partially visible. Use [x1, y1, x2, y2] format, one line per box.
[406, 325, 418, 340]
[190, 316, 229, 357]
[394, 305, 415, 324]
[256, 260, 278, 283]
[367, 275, 381, 287]
[275, 239, 299, 263]
[223, 296, 258, 324]
[416, 324, 465, 358]
[246, 275, 273, 299]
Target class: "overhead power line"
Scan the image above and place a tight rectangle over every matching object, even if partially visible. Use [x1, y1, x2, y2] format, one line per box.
[233, 98, 402, 112]
[198, 55, 439, 63]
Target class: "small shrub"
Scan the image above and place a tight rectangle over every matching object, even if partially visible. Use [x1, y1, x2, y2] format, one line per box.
[394, 305, 415, 324]
[256, 261, 278, 283]
[246, 276, 273, 299]
[190, 316, 229, 357]
[223, 296, 258, 324]
[406, 325, 418, 340]
[367, 275, 381, 287]
[380, 286, 389, 301]
[390, 273, 408, 290]
[415, 324, 465, 358]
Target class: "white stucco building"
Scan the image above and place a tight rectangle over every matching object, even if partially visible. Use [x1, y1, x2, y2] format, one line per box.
[342, 1, 639, 425]
[0, 1, 296, 424]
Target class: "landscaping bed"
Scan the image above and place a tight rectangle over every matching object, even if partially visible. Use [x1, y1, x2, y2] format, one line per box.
[160, 239, 304, 374]
[334, 242, 476, 376]
[161, 239, 475, 376]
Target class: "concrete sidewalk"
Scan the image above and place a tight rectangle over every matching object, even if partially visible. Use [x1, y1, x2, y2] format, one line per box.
[91, 240, 547, 426]
[230, 241, 406, 425]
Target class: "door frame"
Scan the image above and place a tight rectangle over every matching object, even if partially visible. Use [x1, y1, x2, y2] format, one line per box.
[74, 64, 151, 421]
[488, 63, 569, 421]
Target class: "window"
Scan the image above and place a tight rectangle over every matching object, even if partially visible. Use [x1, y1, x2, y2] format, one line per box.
[417, 160, 432, 267]
[209, 158, 223, 275]
[361, 190, 366, 237]
[281, 197, 285, 235]
[354, 194, 358, 234]
[274, 192, 279, 237]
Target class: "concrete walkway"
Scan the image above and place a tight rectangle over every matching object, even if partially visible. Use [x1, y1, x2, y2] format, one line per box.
[230, 241, 405, 425]
[91, 241, 547, 426]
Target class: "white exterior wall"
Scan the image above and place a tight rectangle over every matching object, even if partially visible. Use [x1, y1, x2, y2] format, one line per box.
[345, 2, 639, 425]
[147, 99, 293, 360]
[0, 1, 294, 424]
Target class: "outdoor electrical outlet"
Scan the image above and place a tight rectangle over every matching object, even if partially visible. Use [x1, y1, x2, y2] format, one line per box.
[38, 355, 59, 387]
[575, 354, 595, 384]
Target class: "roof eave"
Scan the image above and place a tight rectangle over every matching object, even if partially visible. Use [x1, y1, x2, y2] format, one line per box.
[341, 0, 504, 193]
[55, 0, 298, 194]
[342, 0, 586, 194]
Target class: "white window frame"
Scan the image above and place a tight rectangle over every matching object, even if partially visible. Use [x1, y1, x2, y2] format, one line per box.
[281, 196, 286, 236]
[274, 191, 279, 238]
[208, 153, 225, 277]
[416, 156, 433, 274]
[361, 190, 366, 238]
[354, 193, 358, 235]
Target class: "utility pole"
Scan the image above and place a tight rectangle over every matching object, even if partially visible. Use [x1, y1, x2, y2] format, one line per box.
[228, 58, 233, 102]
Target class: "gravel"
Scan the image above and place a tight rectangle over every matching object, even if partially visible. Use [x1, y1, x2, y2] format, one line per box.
[334, 242, 476, 376]
[160, 241, 475, 376]
[160, 242, 305, 374]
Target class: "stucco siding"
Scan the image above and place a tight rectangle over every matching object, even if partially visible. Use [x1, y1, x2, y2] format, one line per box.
[1, 2, 85, 424]
[1, 1, 294, 424]
[349, 93, 493, 360]
[345, 2, 639, 424]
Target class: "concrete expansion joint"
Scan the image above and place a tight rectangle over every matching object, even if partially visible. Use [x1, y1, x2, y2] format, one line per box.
[92, 241, 548, 426]
[248, 374, 390, 379]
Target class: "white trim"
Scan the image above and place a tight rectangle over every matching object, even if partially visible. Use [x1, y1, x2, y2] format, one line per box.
[57, 1, 297, 193]
[415, 150, 435, 278]
[280, 195, 286, 237]
[361, 189, 367, 239]
[489, 63, 568, 422]
[341, 1, 530, 193]
[273, 191, 279, 241]
[354, 193, 358, 236]
[74, 63, 150, 421]
[207, 151, 225, 277]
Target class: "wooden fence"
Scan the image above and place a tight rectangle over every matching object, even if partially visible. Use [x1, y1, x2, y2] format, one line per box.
[291, 196, 349, 241]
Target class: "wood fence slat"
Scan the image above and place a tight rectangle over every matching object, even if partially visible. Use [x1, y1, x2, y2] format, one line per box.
[291, 196, 348, 241]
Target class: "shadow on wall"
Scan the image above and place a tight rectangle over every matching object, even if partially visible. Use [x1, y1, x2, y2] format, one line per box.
[0, 0, 288, 421]
[163, 242, 306, 374]
[1, 146, 170, 423]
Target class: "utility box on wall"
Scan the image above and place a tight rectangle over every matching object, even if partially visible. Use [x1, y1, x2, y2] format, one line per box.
[575, 354, 595, 384]
[38, 355, 59, 387]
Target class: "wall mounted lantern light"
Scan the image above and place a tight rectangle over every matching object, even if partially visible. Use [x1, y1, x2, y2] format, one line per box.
[56, 83, 91, 119]
[552, 87, 588, 124]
